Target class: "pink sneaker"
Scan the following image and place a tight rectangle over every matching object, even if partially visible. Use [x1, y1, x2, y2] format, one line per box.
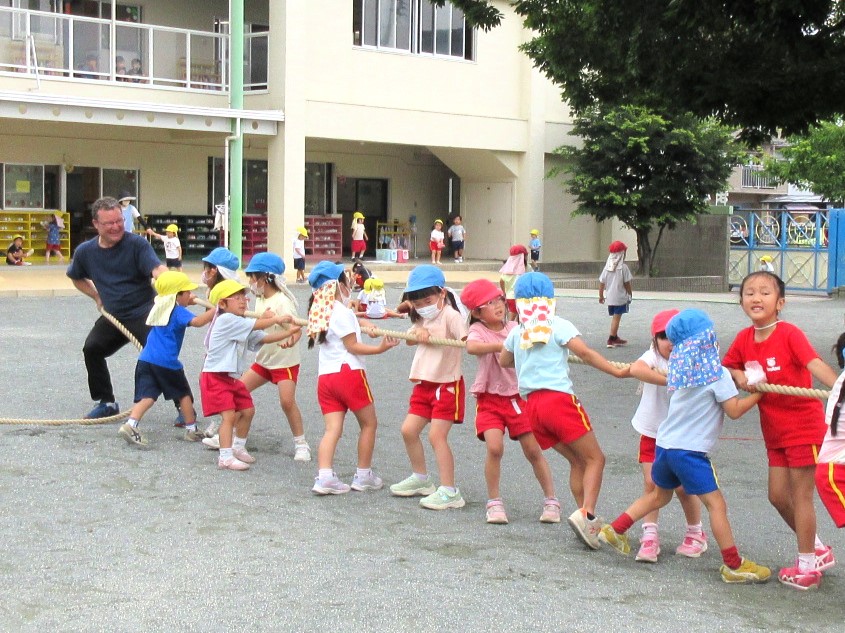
[816, 545, 836, 572]
[778, 565, 822, 591]
[675, 532, 708, 558]
[218, 456, 250, 471]
[233, 448, 256, 464]
[486, 500, 508, 524]
[540, 498, 561, 523]
[635, 537, 660, 563]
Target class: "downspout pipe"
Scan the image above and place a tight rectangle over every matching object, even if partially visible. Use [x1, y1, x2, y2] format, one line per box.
[228, 0, 245, 261]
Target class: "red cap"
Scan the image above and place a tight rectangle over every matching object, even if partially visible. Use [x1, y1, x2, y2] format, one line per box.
[651, 309, 680, 336]
[609, 241, 627, 253]
[509, 244, 528, 256]
[460, 279, 503, 311]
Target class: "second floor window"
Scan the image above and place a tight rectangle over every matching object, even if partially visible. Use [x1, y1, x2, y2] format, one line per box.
[353, 0, 474, 61]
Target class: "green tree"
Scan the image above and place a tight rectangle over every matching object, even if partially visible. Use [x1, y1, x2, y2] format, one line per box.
[552, 106, 742, 276]
[763, 121, 845, 205]
[449, 1, 845, 140]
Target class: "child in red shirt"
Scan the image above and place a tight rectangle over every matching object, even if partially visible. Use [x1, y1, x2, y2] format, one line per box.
[723, 271, 838, 590]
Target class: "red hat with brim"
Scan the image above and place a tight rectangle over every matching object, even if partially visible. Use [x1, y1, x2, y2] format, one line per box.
[609, 241, 627, 253]
[460, 279, 503, 311]
[509, 244, 528, 256]
[651, 309, 680, 336]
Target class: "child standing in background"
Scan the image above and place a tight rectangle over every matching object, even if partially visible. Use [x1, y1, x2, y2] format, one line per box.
[201, 280, 300, 471]
[306, 261, 398, 494]
[429, 219, 445, 265]
[292, 227, 308, 283]
[599, 240, 633, 348]
[499, 244, 527, 321]
[390, 265, 468, 509]
[351, 212, 368, 260]
[500, 272, 628, 549]
[118, 272, 214, 448]
[529, 229, 542, 271]
[448, 215, 467, 263]
[598, 309, 770, 585]
[43, 213, 65, 263]
[147, 223, 183, 270]
[723, 271, 837, 590]
[461, 279, 560, 524]
[627, 309, 707, 563]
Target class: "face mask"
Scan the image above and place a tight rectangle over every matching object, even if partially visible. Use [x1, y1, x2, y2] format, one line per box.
[339, 284, 352, 307]
[249, 281, 263, 297]
[201, 270, 212, 286]
[416, 303, 441, 321]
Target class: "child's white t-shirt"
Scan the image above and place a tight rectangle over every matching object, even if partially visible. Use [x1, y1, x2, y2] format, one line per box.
[203, 313, 265, 377]
[430, 229, 444, 244]
[292, 237, 305, 259]
[630, 347, 670, 437]
[598, 263, 633, 306]
[352, 224, 366, 240]
[364, 293, 387, 319]
[162, 236, 181, 260]
[318, 301, 365, 375]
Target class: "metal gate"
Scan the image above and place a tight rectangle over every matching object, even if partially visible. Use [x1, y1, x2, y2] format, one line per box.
[728, 208, 842, 293]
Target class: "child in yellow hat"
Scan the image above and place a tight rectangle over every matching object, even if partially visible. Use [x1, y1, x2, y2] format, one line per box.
[118, 272, 215, 448]
[147, 223, 182, 270]
[430, 219, 445, 264]
[351, 211, 368, 260]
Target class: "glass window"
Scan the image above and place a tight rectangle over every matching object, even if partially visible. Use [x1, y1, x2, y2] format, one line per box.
[419, 3, 434, 53]
[435, 4, 450, 55]
[362, 0, 377, 46]
[102, 169, 138, 203]
[4, 164, 44, 209]
[305, 163, 333, 214]
[244, 160, 268, 215]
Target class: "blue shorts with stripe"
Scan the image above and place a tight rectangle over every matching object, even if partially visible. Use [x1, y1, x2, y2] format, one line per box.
[651, 446, 719, 496]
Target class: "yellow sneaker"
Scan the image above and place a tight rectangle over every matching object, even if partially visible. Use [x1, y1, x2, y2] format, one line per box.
[720, 558, 771, 584]
[598, 524, 631, 555]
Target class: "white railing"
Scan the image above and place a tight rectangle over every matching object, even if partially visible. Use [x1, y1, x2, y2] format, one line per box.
[0, 6, 268, 92]
[741, 165, 776, 189]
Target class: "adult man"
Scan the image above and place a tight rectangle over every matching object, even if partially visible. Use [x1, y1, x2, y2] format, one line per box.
[118, 191, 147, 234]
[67, 197, 167, 418]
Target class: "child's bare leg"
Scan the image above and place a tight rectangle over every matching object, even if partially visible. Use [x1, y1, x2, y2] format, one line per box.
[352, 403, 378, 469]
[177, 395, 196, 424]
[676, 487, 703, 526]
[641, 462, 660, 524]
[218, 410, 237, 449]
[788, 466, 819, 553]
[610, 313, 622, 337]
[128, 398, 156, 422]
[400, 414, 430, 475]
[552, 441, 585, 507]
[279, 380, 305, 438]
[623, 486, 675, 524]
[565, 431, 605, 515]
[518, 433, 556, 498]
[429, 419, 455, 487]
[699, 490, 736, 551]
[239, 370, 267, 393]
[483, 428, 505, 499]
[234, 407, 255, 439]
[316, 411, 345, 470]
[768, 466, 796, 530]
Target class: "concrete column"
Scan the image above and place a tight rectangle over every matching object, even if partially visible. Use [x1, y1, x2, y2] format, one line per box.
[512, 61, 547, 247]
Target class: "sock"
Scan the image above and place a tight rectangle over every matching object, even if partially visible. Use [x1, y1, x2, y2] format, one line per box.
[219, 448, 233, 460]
[441, 486, 457, 494]
[186, 424, 197, 431]
[686, 522, 704, 536]
[610, 512, 635, 535]
[413, 472, 429, 481]
[642, 522, 658, 539]
[721, 546, 742, 569]
[798, 552, 816, 573]
[127, 418, 139, 428]
[319, 468, 334, 480]
[233, 435, 247, 450]
[356, 468, 371, 479]
[815, 535, 825, 550]
[294, 435, 307, 446]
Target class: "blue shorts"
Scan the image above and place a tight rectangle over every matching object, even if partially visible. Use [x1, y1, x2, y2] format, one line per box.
[607, 304, 629, 316]
[651, 446, 719, 495]
[530, 249, 540, 262]
[293, 258, 305, 271]
[134, 360, 193, 403]
[451, 240, 464, 251]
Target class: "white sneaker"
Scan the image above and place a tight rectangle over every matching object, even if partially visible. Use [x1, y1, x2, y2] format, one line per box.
[294, 443, 312, 462]
[202, 434, 220, 450]
[351, 471, 384, 491]
[312, 474, 351, 495]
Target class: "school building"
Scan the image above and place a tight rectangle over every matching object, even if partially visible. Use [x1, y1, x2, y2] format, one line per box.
[0, 0, 635, 265]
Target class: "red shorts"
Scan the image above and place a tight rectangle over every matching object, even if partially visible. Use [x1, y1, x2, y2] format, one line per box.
[408, 379, 465, 423]
[352, 239, 367, 253]
[249, 363, 300, 385]
[766, 444, 819, 468]
[816, 462, 845, 528]
[638, 435, 657, 464]
[317, 363, 374, 414]
[429, 240, 443, 252]
[525, 389, 592, 449]
[45, 242, 62, 252]
[474, 392, 531, 440]
[200, 372, 255, 417]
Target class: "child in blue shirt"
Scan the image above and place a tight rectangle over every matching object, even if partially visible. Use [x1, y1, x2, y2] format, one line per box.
[118, 272, 214, 448]
[529, 229, 541, 271]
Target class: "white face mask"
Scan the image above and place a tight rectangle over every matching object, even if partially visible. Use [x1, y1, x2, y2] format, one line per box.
[416, 303, 441, 321]
[249, 280, 264, 297]
[201, 270, 213, 286]
[340, 284, 352, 307]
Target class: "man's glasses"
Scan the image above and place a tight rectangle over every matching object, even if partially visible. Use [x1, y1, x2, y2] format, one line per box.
[95, 219, 123, 228]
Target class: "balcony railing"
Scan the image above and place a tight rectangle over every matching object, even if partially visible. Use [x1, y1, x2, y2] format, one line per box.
[0, 6, 268, 92]
[741, 165, 776, 189]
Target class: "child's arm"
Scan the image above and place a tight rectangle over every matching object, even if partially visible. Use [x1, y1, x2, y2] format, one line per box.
[598, 282, 606, 304]
[262, 323, 301, 345]
[624, 280, 633, 299]
[466, 340, 503, 356]
[188, 304, 216, 328]
[499, 348, 515, 368]
[253, 313, 294, 331]
[727, 367, 750, 392]
[341, 332, 399, 355]
[146, 228, 162, 240]
[808, 357, 839, 389]
[406, 325, 428, 347]
[566, 336, 629, 378]
[721, 392, 763, 419]
[629, 359, 666, 386]
[176, 242, 182, 260]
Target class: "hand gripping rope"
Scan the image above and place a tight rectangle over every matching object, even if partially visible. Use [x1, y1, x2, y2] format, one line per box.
[0, 304, 830, 426]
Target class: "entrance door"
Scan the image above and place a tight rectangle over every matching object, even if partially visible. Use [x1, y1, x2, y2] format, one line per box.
[65, 167, 101, 250]
[337, 177, 388, 257]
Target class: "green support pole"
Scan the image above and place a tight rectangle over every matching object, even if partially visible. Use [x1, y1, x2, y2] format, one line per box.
[229, 0, 245, 262]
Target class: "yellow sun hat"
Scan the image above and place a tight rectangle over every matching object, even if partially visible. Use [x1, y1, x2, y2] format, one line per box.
[209, 279, 247, 306]
[434, 218, 443, 225]
[297, 226, 309, 238]
[363, 277, 384, 292]
[165, 223, 179, 233]
[154, 271, 198, 296]
[760, 255, 773, 263]
[353, 211, 365, 219]
[530, 229, 540, 236]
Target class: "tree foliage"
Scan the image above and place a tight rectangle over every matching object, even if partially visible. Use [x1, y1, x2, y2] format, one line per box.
[552, 106, 742, 276]
[453, 1, 845, 140]
[763, 121, 845, 205]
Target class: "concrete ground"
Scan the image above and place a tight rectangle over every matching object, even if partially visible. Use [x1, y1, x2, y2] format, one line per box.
[2, 264, 845, 632]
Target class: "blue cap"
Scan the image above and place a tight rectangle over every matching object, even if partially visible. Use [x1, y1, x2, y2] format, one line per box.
[202, 247, 239, 271]
[308, 260, 345, 289]
[405, 265, 445, 293]
[514, 272, 555, 299]
[244, 252, 285, 275]
[665, 308, 714, 344]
